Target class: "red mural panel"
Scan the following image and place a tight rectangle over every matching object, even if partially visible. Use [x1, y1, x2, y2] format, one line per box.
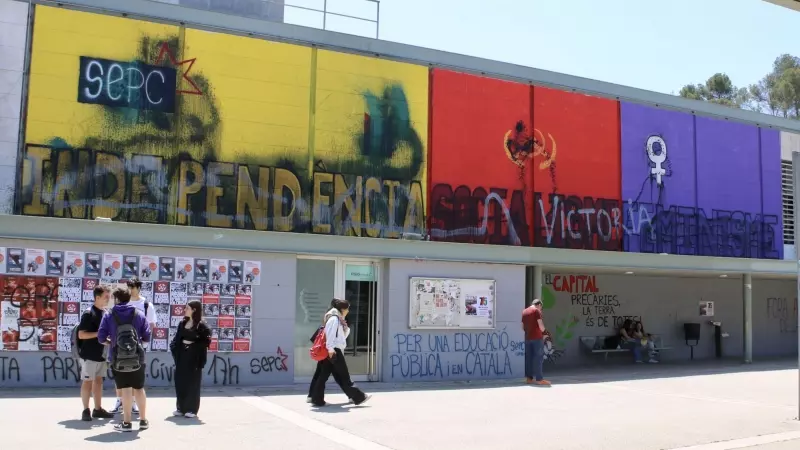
[429, 69, 533, 246]
[532, 87, 622, 250]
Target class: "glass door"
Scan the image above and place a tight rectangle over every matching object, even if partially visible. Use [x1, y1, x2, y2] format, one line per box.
[294, 257, 336, 379]
[341, 260, 380, 381]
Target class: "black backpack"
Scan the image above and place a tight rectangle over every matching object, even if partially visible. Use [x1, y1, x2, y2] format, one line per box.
[110, 310, 143, 372]
[70, 307, 94, 360]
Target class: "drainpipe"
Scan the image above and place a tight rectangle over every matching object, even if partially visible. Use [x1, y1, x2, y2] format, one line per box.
[743, 273, 752, 364]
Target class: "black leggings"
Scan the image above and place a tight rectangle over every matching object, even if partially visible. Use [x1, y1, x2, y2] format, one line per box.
[309, 348, 366, 406]
[174, 345, 203, 414]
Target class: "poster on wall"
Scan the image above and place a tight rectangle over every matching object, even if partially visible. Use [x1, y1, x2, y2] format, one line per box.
[210, 259, 228, 283]
[699, 300, 715, 317]
[244, 260, 261, 285]
[46, 251, 65, 276]
[139, 255, 159, 281]
[0, 247, 257, 353]
[102, 253, 122, 279]
[64, 251, 85, 277]
[175, 257, 194, 282]
[408, 277, 496, 329]
[0, 247, 5, 274]
[24, 249, 46, 276]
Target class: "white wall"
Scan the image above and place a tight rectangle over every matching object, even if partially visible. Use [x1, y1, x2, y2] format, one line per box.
[0, 0, 28, 214]
[382, 259, 526, 382]
[753, 279, 798, 357]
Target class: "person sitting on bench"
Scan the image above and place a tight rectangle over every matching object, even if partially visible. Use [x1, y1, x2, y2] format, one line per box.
[619, 319, 657, 364]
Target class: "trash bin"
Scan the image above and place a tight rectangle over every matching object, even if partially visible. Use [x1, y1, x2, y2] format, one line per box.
[683, 323, 701, 360]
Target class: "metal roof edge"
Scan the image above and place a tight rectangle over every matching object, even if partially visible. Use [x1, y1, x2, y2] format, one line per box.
[26, 0, 800, 134]
[0, 215, 794, 276]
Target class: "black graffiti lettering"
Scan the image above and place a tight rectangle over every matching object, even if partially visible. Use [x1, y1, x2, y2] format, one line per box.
[207, 355, 239, 385]
[18, 145, 425, 238]
[429, 183, 530, 245]
[533, 192, 622, 251]
[42, 354, 81, 383]
[148, 357, 175, 382]
[626, 201, 779, 259]
[249, 356, 288, 375]
[0, 357, 21, 382]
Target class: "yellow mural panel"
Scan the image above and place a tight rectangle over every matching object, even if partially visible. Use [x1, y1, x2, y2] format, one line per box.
[20, 7, 429, 238]
[314, 50, 429, 186]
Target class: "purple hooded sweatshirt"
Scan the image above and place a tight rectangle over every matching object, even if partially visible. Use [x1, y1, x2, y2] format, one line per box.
[97, 303, 151, 363]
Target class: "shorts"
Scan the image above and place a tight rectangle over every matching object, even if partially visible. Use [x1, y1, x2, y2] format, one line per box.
[112, 366, 146, 390]
[81, 360, 108, 380]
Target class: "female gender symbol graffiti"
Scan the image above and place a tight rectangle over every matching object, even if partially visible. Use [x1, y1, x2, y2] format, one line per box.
[646, 135, 668, 185]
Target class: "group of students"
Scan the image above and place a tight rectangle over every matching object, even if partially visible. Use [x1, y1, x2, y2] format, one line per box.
[75, 278, 211, 432]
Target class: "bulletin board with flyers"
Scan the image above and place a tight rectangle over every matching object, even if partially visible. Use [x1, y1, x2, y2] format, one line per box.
[0, 247, 261, 353]
[408, 277, 496, 329]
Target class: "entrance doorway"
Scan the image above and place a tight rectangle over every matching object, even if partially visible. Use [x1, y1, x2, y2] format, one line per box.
[294, 257, 381, 382]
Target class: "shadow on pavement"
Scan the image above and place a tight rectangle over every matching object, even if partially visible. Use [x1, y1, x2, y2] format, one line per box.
[165, 416, 205, 425]
[58, 419, 110, 430]
[85, 431, 141, 442]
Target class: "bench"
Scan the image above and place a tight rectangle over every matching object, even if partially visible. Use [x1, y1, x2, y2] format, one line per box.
[579, 335, 672, 361]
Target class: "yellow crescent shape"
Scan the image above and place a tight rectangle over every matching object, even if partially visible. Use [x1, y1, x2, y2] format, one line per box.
[532, 128, 546, 157]
[539, 133, 557, 170]
[503, 129, 528, 168]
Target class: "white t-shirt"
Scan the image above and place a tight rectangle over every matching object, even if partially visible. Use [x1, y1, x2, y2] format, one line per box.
[129, 295, 157, 326]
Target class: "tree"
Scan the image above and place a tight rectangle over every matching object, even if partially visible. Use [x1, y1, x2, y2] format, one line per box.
[678, 73, 750, 109]
[678, 54, 800, 120]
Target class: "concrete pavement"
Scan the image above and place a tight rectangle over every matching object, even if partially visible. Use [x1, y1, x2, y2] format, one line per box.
[0, 360, 798, 450]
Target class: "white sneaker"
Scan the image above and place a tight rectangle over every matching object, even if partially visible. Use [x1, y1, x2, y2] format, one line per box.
[184, 413, 197, 418]
[173, 410, 184, 417]
[132, 402, 139, 415]
[110, 399, 122, 414]
[648, 359, 659, 364]
[306, 397, 312, 404]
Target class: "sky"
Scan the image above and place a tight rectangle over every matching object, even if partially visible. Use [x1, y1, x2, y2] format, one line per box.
[284, 0, 800, 95]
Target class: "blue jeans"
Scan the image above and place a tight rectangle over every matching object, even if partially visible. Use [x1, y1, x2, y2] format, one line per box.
[624, 338, 656, 361]
[524, 339, 544, 381]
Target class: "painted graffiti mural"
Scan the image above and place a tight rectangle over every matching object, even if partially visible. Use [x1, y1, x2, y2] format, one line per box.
[19, 7, 426, 237]
[12, 6, 786, 259]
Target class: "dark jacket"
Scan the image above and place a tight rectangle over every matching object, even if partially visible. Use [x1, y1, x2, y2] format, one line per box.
[170, 318, 212, 369]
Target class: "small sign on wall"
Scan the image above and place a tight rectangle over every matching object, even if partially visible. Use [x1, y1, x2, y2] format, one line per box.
[699, 300, 715, 317]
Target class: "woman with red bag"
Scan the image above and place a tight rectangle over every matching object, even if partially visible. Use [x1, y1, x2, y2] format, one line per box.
[309, 299, 370, 407]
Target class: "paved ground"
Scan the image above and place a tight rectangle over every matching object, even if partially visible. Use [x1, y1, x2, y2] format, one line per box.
[0, 360, 798, 450]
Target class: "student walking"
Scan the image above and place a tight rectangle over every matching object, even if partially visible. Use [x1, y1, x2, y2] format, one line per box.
[522, 299, 550, 386]
[110, 277, 156, 415]
[309, 299, 370, 407]
[307, 299, 351, 404]
[170, 300, 211, 418]
[98, 286, 152, 432]
[77, 285, 114, 421]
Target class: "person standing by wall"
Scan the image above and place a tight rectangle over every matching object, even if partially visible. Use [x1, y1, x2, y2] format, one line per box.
[522, 299, 550, 386]
[171, 300, 211, 418]
[110, 277, 156, 415]
[77, 285, 114, 421]
[98, 287, 151, 432]
[309, 299, 370, 407]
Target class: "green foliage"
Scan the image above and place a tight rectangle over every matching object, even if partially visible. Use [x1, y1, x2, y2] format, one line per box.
[541, 286, 556, 310]
[679, 54, 800, 119]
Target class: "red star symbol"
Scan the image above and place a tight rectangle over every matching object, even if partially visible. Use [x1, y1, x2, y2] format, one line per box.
[155, 42, 202, 96]
[276, 346, 288, 371]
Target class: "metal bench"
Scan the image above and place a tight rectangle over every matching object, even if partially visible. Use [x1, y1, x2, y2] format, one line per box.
[579, 335, 672, 361]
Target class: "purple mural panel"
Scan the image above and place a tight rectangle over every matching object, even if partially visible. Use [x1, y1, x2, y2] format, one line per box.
[620, 102, 696, 255]
[696, 117, 764, 258]
[759, 128, 783, 259]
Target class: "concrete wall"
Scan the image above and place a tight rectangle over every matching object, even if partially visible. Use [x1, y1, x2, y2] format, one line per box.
[382, 259, 527, 382]
[541, 273, 797, 366]
[0, 0, 28, 215]
[0, 238, 296, 388]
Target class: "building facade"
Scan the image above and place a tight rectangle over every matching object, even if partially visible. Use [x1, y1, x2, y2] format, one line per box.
[0, 0, 798, 388]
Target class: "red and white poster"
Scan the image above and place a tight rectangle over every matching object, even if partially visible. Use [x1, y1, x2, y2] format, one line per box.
[234, 286, 252, 352]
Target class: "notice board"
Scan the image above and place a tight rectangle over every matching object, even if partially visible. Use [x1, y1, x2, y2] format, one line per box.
[408, 277, 496, 329]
